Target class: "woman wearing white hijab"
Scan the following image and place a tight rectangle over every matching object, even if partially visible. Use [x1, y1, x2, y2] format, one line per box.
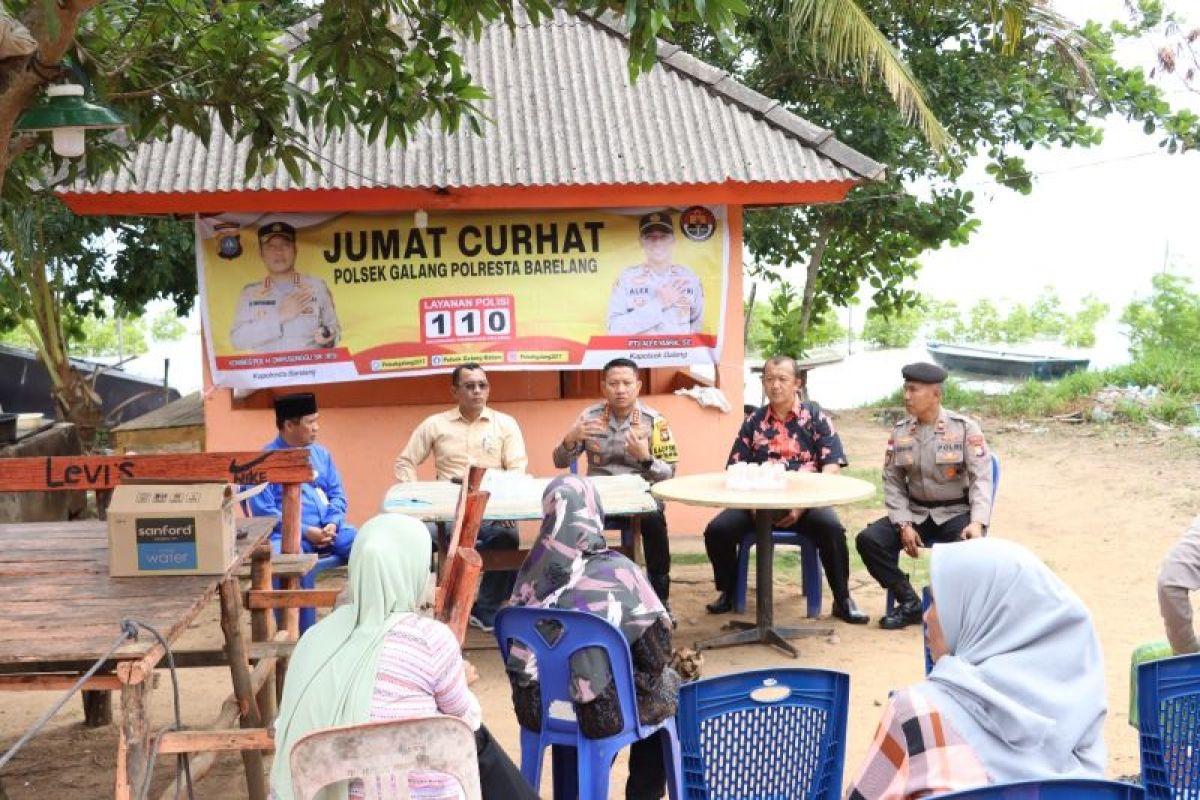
[269, 514, 536, 800]
[846, 538, 1107, 799]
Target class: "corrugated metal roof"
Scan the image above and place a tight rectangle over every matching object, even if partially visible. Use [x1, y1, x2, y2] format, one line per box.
[72, 9, 884, 198]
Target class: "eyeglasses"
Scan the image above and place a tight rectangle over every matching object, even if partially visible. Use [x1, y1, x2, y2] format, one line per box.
[458, 381, 489, 391]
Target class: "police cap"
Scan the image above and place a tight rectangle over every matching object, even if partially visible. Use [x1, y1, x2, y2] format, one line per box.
[901, 362, 948, 384]
[274, 392, 317, 426]
[258, 220, 296, 244]
[638, 212, 674, 236]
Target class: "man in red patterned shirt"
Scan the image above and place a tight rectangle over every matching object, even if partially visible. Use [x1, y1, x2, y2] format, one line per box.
[702, 355, 867, 623]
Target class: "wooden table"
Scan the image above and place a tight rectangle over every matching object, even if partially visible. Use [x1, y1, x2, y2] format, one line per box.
[0, 516, 276, 799]
[653, 471, 874, 658]
[382, 474, 659, 570]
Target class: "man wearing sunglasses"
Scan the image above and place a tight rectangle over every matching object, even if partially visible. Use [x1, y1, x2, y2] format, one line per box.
[394, 363, 528, 631]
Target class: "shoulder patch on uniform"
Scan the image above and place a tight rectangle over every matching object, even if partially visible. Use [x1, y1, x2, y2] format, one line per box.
[651, 417, 678, 463]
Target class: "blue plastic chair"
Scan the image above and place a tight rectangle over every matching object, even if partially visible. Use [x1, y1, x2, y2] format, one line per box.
[494, 607, 682, 800]
[886, 452, 1001, 615]
[677, 667, 850, 800]
[935, 779, 1144, 799]
[1137, 651, 1200, 799]
[733, 528, 823, 617]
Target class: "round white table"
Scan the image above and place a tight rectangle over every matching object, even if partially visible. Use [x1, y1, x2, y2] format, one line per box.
[653, 471, 875, 658]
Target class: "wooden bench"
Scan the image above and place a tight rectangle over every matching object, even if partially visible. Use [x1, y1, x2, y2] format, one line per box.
[0, 449, 317, 800]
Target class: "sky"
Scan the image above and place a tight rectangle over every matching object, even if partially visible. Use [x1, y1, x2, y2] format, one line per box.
[905, 0, 1200, 311]
[748, 0, 1200, 321]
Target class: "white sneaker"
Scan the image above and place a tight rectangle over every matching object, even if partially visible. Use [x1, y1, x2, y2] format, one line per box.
[468, 614, 495, 633]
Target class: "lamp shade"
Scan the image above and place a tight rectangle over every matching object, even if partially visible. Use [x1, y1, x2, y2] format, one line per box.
[14, 84, 125, 134]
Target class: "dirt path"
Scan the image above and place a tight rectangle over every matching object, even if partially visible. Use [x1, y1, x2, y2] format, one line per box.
[2, 409, 1197, 798]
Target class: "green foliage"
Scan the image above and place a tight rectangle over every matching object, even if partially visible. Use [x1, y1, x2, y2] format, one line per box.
[964, 299, 1004, 343]
[750, 284, 843, 358]
[0, 196, 196, 335]
[150, 310, 187, 342]
[0, 304, 157, 357]
[861, 303, 924, 348]
[2, 0, 745, 200]
[1106, 349, 1200, 396]
[675, 2, 1200, 339]
[1120, 273, 1200, 360]
[71, 312, 148, 357]
[871, 357, 1199, 427]
[1063, 295, 1109, 347]
[923, 290, 1107, 347]
[926, 299, 965, 341]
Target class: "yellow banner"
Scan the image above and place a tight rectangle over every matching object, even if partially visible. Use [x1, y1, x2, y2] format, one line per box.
[198, 207, 728, 388]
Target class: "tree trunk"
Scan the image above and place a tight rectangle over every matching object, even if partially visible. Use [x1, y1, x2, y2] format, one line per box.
[11, 215, 104, 450]
[798, 223, 833, 350]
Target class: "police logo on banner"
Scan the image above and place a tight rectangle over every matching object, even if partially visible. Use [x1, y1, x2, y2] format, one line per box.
[680, 206, 717, 242]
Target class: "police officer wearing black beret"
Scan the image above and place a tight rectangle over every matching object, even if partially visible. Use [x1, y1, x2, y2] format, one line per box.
[855, 362, 995, 629]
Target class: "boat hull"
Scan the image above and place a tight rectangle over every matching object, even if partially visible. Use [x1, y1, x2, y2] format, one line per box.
[926, 343, 1089, 380]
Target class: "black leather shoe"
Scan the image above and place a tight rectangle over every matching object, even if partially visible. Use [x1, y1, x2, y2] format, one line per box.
[832, 597, 869, 624]
[879, 598, 923, 630]
[705, 592, 733, 614]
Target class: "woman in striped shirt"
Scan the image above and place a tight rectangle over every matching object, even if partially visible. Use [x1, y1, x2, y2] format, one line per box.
[846, 538, 1107, 799]
[270, 513, 536, 800]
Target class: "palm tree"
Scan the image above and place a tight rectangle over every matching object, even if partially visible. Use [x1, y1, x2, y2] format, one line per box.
[787, 0, 1092, 155]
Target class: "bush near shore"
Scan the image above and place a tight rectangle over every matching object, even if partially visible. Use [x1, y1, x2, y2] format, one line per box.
[871, 350, 1200, 425]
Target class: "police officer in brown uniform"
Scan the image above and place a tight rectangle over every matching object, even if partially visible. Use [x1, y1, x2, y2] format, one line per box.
[553, 357, 677, 608]
[229, 221, 341, 353]
[855, 362, 994, 629]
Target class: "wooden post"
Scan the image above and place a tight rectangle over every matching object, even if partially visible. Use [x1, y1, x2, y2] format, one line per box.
[280, 483, 301, 643]
[116, 673, 152, 800]
[218, 577, 267, 800]
[434, 548, 483, 644]
[249, 547, 276, 724]
[84, 487, 116, 727]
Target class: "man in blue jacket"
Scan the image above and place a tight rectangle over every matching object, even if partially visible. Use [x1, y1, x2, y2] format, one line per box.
[248, 392, 356, 584]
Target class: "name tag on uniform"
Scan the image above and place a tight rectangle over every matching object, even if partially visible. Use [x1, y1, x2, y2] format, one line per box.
[935, 442, 964, 463]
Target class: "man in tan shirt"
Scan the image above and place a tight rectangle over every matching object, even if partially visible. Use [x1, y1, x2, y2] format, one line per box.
[394, 363, 528, 631]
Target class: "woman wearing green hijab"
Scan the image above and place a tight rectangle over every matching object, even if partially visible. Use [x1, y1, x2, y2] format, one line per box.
[269, 513, 536, 800]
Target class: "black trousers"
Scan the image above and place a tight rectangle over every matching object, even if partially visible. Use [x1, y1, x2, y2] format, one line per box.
[855, 512, 971, 594]
[627, 730, 668, 800]
[703, 506, 852, 601]
[475, 724, 539, 800]
[606, 510, 670, 577]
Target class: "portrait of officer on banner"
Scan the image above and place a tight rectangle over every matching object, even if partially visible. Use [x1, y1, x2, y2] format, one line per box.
[229, 220, 342, 353]
[606, 211, 705, 336]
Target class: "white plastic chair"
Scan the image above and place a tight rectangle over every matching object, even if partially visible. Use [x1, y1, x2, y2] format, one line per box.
[289, 716, 482, 800]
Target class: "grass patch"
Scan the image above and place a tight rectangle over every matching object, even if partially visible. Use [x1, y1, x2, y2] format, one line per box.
[867, 355, 1200, 426]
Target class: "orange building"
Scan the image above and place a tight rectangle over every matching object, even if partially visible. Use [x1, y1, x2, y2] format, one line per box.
[63, 9, 883, 534]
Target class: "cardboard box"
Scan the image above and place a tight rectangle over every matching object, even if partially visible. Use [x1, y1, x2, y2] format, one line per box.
[107, 483, 241, 577]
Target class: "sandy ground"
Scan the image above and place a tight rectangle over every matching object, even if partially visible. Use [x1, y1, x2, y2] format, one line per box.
[2, 408, 1198, 798]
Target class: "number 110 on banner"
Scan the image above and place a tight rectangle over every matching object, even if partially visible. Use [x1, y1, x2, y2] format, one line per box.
[420, 295, 515, 343]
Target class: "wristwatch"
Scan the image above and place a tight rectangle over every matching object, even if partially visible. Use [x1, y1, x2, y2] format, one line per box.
[639, 458, 654, 470]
